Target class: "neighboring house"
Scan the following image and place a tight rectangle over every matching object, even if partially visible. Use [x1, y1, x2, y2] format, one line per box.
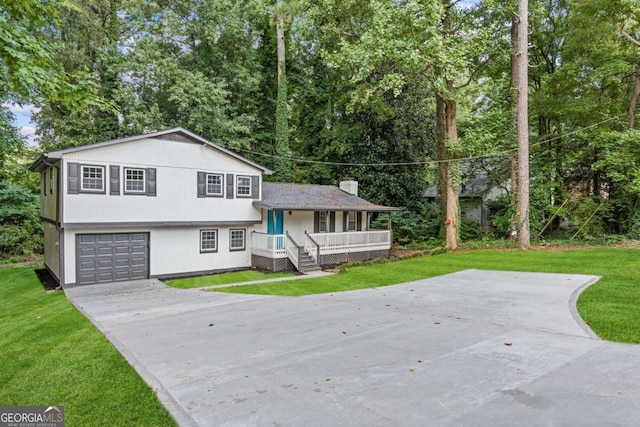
[424, 172, 506, 229]
[30, 128, 398, 287]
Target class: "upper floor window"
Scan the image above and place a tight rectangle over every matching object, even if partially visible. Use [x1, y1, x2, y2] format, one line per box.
[125, 168, 146, 193]
[81, 166, 104, 192]
[206, 174, 223, 196]
[237, 176, 251, 196]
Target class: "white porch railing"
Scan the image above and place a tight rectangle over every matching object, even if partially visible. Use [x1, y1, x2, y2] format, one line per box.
[254, 230, 392, 260]
[251, 232, 287, 259]
[308, 230, 391, 255]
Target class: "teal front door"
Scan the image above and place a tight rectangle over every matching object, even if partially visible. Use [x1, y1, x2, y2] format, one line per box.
[267, 210, 284, 249]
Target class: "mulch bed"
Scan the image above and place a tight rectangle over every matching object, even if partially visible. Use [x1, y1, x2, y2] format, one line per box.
[34, 268, 61, 291]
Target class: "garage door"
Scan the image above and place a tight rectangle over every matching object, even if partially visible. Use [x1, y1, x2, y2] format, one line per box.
[76, 233, 149, 285]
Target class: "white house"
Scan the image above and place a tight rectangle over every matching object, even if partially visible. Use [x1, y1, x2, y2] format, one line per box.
[31, 128, 398, 287]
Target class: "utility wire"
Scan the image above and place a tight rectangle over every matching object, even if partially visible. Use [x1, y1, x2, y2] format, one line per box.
[224, 113, 626, 167]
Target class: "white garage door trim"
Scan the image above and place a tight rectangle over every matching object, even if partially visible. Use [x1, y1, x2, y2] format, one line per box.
[76, 233, 150, 285]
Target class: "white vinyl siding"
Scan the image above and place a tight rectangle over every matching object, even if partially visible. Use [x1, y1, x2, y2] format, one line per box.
[230, 229, 246, 251]
[62, 137, 262, 224]
[206, 174, 223, 196]
[81, 165, 104, 192]
[124, 168, 146, 193]
[237, 176, 251, 197]
[200, 229, 218, 252]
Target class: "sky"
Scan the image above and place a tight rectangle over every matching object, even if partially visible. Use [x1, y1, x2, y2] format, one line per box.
[6, 102, 38, 146]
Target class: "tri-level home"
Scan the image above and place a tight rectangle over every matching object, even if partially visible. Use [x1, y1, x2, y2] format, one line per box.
[31, 128, 398, 287]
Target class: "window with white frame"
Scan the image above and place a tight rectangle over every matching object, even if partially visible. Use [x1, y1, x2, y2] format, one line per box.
[206, 174, 223, 196]
[230, 229, 246, 251]
[200, 229, 218, 252]
[81, 165, 104, 192]
[319, 211, 328, 233]
[125, 168, 146, 193]
[237, 176, 251, 196]
[347, 211, 357, 231]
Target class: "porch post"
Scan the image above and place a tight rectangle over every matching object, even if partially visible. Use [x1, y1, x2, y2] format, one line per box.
[388, 212, 393, 253]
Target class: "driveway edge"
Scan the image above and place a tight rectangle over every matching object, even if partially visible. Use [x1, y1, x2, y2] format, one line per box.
[68, 295, 199, 427]
[567, 275, 602, 340]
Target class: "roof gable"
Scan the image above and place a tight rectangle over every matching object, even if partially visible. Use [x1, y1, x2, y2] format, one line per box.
[31, 128, 272, 174]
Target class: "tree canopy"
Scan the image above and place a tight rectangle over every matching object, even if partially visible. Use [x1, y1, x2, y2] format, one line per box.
[2, 0, 640, 255]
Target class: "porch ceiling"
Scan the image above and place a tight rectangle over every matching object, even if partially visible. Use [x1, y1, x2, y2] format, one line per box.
[256, 182, 399, 212]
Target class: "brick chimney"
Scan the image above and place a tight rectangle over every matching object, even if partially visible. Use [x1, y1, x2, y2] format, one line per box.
[339, 180, 358, 196]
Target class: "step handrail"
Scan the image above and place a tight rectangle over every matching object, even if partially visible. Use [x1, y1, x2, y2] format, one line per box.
[285, 232, 301, 270]
[304, 231, 320, 264]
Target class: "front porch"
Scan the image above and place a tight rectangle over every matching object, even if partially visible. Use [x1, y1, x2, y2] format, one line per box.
[251, 230, 392, 272]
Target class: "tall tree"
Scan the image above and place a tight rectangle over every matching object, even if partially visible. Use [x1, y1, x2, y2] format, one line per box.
[273, 0, 294, 181]
[312, 0, 505, 248]
[515, 0, 530, 248]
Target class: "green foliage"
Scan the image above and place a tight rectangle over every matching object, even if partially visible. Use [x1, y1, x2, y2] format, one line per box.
[0, 0, 109, 110]
[0, 183, 42, 256]
[372, 203, 440, 245]
[570, 197, 606, 237]
[628, 211, 640, 239]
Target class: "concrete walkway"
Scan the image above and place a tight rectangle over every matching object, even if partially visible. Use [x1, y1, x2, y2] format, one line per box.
[198, 269, 333, 290]
[66, 270, 640, 427]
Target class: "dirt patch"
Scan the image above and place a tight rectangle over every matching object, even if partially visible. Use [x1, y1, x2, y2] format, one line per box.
[613, 240, 640, 249]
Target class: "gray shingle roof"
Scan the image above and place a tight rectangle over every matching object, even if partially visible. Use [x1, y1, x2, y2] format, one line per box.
[255, 182, 399, 211]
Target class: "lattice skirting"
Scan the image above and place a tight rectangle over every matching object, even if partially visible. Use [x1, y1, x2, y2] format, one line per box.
[319, 250, 390, 268]
[252, 255, 296, 272]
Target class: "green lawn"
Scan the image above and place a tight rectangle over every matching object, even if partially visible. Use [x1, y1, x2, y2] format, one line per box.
[164, 270, 294, 289]
[0, 268, 176, 427]
[216, 248, 640, 343]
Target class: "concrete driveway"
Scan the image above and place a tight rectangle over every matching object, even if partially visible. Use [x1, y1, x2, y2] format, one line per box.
[65, 270, 640, 426]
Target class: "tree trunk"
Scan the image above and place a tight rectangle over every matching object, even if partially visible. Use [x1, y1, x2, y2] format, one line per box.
[436, 85, 460, 251]
[276, 9, 286, 85]
[629, 58, 640, 129]
[274, 3, 292, 181]
[515, 0, 530, 248]
[510, 12, 518, 240]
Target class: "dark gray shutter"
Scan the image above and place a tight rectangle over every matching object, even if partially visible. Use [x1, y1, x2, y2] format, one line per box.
[357, 212, 362, 231]
[146, 168, 156, 196]
[314, 212, 319, 233]
[68, 162, 79, 194]
[343, 211, 348, 231]
[226, 174, 234, 199]
[329, 211, 336, 232]
[197, 172, 206, 198]
[251, 176, 259, 199]
[110, 165, 120, 195]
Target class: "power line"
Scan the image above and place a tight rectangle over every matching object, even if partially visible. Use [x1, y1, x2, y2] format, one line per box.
[224, 113, 626, 167]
